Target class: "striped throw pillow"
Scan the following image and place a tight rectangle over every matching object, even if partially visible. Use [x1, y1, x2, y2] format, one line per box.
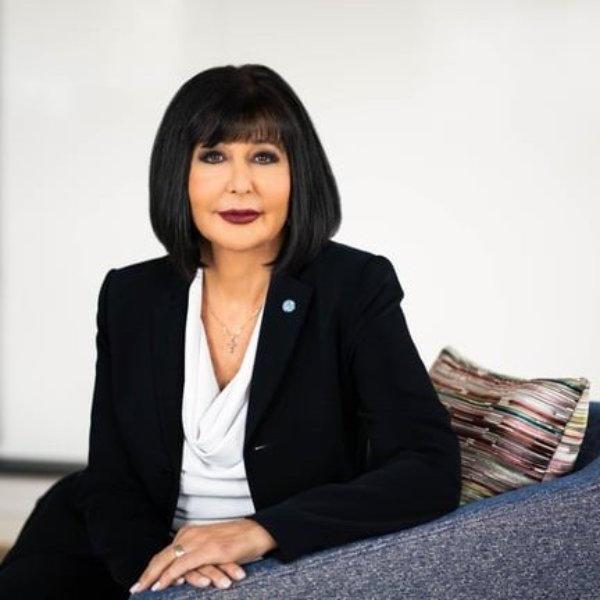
[429, 346, 591, 506]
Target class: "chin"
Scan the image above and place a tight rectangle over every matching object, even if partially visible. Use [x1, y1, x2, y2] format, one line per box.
[212, 238, 270, 253]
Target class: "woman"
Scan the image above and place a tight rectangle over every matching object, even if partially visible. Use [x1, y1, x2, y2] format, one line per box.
[0, 64, 461, 599]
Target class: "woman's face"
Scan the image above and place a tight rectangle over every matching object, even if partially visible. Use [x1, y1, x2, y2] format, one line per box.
[188, 140, 290, 260]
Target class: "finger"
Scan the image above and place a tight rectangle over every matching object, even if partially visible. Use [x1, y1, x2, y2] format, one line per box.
[173, 524, 192, 542]
[131, 541, 206, 594]
[194, 564, 233, 589]
[184, 569, 212, 589]
[218, 562, 247, 583]
[148, 547, 224, 593]
[130, 551, 175, 594]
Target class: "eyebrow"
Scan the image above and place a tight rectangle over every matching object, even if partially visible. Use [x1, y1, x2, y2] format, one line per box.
[254, 140, 286, 152]
[199, 141, 284, 151]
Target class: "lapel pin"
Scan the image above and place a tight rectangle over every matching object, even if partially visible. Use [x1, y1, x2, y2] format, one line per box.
[282, 299, 296, 313]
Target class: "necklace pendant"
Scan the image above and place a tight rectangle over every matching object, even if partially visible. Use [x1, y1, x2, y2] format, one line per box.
[227, 336, 238, 353]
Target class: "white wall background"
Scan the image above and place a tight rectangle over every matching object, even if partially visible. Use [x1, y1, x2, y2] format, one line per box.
[1, 0, 598, 463]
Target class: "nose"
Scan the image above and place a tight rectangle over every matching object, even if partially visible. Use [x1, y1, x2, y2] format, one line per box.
[227, 157, 253, 195]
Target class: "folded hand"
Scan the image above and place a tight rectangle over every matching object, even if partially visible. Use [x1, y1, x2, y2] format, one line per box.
[129, 518, 277, 594]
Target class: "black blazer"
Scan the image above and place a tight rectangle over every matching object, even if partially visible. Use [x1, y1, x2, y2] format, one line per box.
[70, 239, 462, 590]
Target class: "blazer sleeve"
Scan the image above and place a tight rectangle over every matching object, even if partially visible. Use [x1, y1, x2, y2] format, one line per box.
[71, 269, 173, 590]
[248, 254, 462, 562]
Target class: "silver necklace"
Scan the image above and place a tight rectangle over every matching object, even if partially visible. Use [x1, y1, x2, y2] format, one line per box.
[205, 300, 264, 354]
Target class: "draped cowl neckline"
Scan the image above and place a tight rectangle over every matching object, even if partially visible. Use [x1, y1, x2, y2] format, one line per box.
[181, 267, 266, 469]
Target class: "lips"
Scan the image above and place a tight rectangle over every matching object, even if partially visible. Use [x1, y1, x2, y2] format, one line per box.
[218, 209, 261, 224]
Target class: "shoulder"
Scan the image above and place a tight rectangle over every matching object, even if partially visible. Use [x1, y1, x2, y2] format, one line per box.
[107, 254, 173, 284]
[300, 239, 402, 298]
[298, 238, 388, 275]
[310, 243, 406, 361]
[98, 254, 176, 314]
[296, 240, 404, 338]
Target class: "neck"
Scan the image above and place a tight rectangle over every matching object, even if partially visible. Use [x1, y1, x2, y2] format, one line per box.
[200, 240, 280, 317]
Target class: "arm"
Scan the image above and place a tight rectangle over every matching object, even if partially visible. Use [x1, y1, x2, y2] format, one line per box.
[72, 269, 173, 589]
[248, 255, 462, 562]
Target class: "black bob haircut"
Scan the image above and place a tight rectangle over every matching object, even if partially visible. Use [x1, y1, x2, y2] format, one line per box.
[149, 63, 342, 283]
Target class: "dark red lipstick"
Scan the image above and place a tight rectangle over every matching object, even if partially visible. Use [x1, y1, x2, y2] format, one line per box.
[218, 209, 261, 224]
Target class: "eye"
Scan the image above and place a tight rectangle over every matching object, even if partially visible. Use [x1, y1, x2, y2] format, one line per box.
[254, 151, 279, 164]
[199, 150, 223, 164]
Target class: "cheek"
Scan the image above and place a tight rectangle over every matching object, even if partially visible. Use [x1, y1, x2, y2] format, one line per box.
[188, 167, 220, 201]
[260, 170, 290, 209]
[188, 171, 201, 202]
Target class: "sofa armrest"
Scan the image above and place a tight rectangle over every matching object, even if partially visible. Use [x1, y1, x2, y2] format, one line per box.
[214, 454, 600, 599]
[368, 453, 600, 598]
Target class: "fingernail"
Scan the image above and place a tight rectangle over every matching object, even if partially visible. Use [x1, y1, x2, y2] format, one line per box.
[176, 577, 185, 585]
[218, 578, 232, 588]
[129, 582, 141, 594]
[151, 581, 162, 592]
[234, 568, 246, 580]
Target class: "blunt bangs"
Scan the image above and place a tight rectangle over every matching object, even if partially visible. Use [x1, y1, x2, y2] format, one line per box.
[190, 102, 288, 154]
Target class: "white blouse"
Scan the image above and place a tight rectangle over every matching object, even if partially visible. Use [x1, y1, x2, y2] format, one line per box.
[170, 266, 266, 558]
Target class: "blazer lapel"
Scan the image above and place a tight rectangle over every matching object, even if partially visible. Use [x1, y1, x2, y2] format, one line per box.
[244, 270, 313, 446]
[151, 266, 314, 474]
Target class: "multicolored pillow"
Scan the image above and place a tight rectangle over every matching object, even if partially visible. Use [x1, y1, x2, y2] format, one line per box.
[429, 346, 591, 506]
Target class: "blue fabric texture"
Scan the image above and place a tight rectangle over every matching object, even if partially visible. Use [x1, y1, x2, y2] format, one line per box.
[132, 402, 600, 599]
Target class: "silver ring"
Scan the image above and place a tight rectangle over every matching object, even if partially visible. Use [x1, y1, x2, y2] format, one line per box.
[173, 543, 187, 558]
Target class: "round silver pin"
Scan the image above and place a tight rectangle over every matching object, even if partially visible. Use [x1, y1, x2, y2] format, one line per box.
[282, 299, 296, 313]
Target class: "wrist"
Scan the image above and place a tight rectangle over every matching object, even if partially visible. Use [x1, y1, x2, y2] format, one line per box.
[246, 518, 278, 553]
